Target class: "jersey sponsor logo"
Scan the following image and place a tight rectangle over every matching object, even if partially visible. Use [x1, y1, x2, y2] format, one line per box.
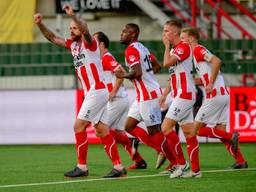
[168, 66, 176, 74]
[73, 53, 86, 68]
[129, 55, 136, 62]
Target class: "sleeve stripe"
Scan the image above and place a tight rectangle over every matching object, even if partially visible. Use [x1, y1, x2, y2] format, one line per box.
[113, 65, 121, 72]
[171, 54, 181, 61]
[129, 62, 139, 68]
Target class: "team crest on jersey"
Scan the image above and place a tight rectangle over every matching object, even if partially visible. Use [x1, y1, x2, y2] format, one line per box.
[200, 49, 207, 55]
[110, 60, 118, 67]
[176, 47, 184, 55]
[129, 55, 136, 62]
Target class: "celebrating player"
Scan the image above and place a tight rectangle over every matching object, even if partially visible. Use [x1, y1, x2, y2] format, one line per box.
[93, 31, 147, 169]
[34, 3, 126, 178]
[161, 20, 200, 178]
[180, 27, 248, 169]
[115, 23, 182, 172]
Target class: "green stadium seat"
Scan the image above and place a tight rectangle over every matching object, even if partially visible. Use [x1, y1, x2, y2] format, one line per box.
[30, 54, 41, 64]
[0, 44, 10, 54]
[10, 55, 20, 64]
[20, 44, 30, 53]
[20, 54, 31, 64]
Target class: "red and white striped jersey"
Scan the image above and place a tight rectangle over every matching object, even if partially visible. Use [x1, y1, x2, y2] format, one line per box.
[65, 37, 105, 95]
[102, 51, 128, 98]
[193, 44, 228, 99]
[169, 41, 196, 100]
[125, 42, 162, 102]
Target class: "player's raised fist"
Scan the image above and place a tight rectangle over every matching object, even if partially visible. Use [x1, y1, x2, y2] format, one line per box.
[34, 13, 42, 24]
[62, 3, 74, 16]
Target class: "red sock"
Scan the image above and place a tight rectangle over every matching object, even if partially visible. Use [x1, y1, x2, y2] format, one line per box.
[152, 131, 177, 166]
[220, 139, 246, 164]
[186, 136, 200, 172]
[129, 126, 161, 152]
[75, 131, 88, 165]
[110, 129, 143, 162]
[100, 134, 121, 166]
[198, 127, 232, 140]
[166, 131, 186, 165]
[110, 129, 130, 145]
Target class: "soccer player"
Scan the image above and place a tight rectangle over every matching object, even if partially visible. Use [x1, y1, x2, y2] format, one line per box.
[93, 31, 147, 169]
[180, 27, 248, 169]
[161, 20, 201, 178]
[34, 4, 126, 178]
[115, 23, 182, 172]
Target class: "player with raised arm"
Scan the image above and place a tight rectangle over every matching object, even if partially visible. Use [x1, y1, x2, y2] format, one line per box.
[181, 27, 248, 169]
[34, 4, 126, 178]
[161, 20, 200, 178]
[93, 31, 147, 169]
[115, 23, 183, 172]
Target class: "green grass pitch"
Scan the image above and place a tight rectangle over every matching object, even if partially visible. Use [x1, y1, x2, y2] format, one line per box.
[0, 143, 255, 192]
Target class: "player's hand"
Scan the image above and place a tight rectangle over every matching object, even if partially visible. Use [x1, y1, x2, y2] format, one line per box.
[162, 34, 170, 48]
[115, 68, 125, 78]
[205, 83, 213, 94]
[108, 91, 117, 101]
[63, 3, 74, 16]
[159, 95, 167, 108]
[34, 13, 42, 24]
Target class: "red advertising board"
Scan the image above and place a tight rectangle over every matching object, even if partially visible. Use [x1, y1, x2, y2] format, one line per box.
[76, 89, 101, 144]
[230, 87, 256, 142]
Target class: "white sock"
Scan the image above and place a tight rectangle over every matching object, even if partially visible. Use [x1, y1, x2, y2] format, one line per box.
[77, 164, 88, 171]
[114, 164, 124, 171]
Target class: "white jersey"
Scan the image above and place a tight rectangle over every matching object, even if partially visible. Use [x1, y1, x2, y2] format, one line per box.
[65, 37, 106, 95]
[102, 51, 127, 98]
[169, 41, 196, 100]
[193, 44, 229, 99]
[125, 42, 162, 102]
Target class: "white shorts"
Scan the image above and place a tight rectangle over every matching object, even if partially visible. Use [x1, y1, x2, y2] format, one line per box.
[128, 98, 162, 127]
[77, 89, 108, 125]
[165, 97, 195, 125]
[195, 94, 229, 126]
[101, 97, 129, 130]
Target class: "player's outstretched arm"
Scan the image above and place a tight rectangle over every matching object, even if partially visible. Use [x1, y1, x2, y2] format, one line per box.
[34, 13, 66, 47]
[63, 3, 93, 45]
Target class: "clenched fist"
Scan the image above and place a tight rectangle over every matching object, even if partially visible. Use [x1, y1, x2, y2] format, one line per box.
[62, 3, 74, 16]
[34, 13, 42, 24]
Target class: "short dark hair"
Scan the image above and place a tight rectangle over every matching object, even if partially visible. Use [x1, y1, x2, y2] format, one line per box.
[93, 31, 109, 48]
[165, 20, 182, 29]
[126, 23, 140, 38]
[181, 27, 200, 40]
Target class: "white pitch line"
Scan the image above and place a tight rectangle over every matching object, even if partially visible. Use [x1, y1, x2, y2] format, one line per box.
[0, 168, 255, 189]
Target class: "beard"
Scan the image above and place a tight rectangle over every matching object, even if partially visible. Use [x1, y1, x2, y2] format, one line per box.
[71, 33, 82, 41]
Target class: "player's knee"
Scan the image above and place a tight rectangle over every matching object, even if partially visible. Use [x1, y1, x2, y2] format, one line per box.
[73, 122, 84, 133]
[183, 129, 197, 138]
[124, 124, 134, 133]
[161, 124, 170, 135]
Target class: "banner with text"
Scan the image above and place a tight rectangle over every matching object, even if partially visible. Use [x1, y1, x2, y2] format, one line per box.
[230, 87, 256, 142]
[55, 0, 139, 13]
